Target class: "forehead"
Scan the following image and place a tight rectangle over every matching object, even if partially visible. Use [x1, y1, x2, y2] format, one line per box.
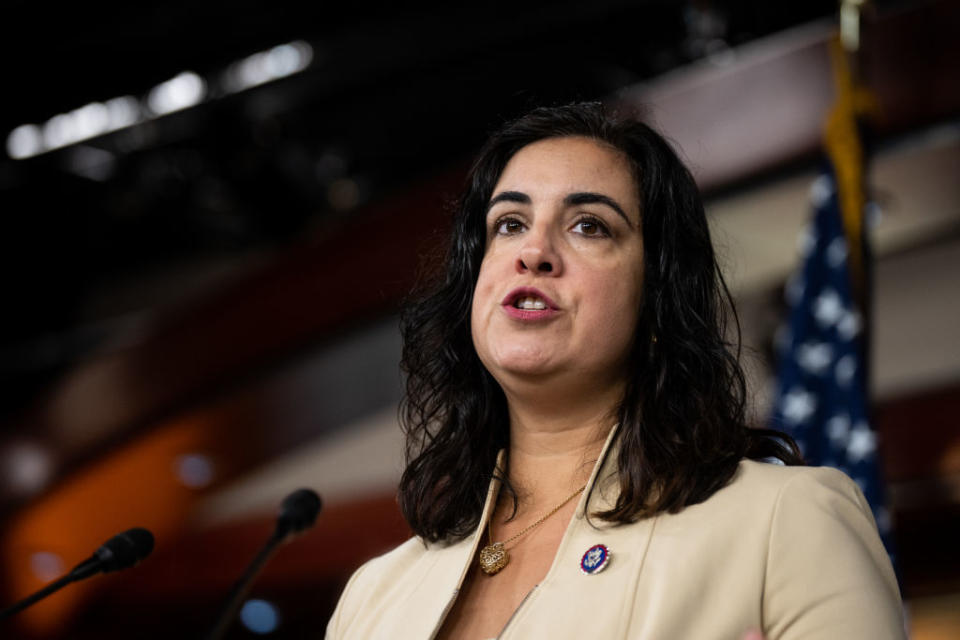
[492, 136, 640, 213]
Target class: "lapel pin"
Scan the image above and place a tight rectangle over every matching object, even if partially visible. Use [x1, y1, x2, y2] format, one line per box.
[580, 544, 610, 575]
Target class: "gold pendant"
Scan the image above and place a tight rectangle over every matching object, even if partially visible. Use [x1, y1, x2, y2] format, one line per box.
[479, 542, 509, 575]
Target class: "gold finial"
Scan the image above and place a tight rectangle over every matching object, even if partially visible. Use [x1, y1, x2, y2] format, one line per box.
[840, 0, 868, 52]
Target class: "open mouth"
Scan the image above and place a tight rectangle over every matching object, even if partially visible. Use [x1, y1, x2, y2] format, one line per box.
[513, 296, 548, 310]
[502, 287, 558, 312]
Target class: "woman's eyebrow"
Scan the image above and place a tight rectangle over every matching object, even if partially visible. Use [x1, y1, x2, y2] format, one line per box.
[486, 191, 530, 212]
[564, 192, 634, 228]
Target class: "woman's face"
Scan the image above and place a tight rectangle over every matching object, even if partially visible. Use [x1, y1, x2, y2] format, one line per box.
[470, 136, 645, 393]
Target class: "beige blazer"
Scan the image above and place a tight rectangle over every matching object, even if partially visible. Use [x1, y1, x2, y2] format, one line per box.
[326, 430, 904, 639]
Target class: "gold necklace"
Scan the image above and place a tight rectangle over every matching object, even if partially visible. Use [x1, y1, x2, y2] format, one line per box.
[478, 484, 587, 576]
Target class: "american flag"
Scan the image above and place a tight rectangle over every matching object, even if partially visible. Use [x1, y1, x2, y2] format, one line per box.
[769, 164, 894, 561]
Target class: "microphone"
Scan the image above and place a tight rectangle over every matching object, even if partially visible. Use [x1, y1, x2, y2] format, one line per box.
[275, 488, 322, 540]
[204, 489, 322, 640]
[0, 527, 154, 620]
[71, 527, 155, 580]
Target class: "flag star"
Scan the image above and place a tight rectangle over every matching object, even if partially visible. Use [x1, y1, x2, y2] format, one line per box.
[826, 236, 848, 268]
[835, 355, 856, 387]
[785, 274, 805, 306]
[797, 226, 818, 258]
[774, 325, 792, 354]
[813, 288, 844, 328]
[827, 413, 851, 445]
[837, 310, 861, 340]
[809, 174, 834, 208]
[847, 422, 877, 463]
[797, 341, 834, 376]
[782, 387, 817, 425]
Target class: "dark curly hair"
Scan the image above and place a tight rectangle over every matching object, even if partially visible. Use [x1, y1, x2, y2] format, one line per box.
[398, 102, 801, 543]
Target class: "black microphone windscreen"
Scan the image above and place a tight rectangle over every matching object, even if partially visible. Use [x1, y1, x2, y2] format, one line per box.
[94, 528, 155, 573]
[276, 489, 322, 537]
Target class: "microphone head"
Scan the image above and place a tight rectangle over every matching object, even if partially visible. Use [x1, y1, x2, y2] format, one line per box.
[276, 489, 322, 538]
[94, 527, 155, 573]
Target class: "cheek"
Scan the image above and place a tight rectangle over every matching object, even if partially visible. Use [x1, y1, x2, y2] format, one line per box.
[588, 257, 644, 306]
[471, 248, 511, 311]
[583, 262, 644, 342]
[470, 260, 496, 339]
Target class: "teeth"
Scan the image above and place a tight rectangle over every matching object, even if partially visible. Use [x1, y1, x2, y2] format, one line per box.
[515, 297, 547, 310]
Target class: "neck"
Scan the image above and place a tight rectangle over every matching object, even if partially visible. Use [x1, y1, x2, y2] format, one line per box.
[502, 386, 620, 510]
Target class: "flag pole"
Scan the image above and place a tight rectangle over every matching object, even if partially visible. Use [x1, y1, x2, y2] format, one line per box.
[826, 0, 877, 393]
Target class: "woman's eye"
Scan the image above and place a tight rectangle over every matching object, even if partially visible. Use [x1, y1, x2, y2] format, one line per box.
[494, 218, 524, 235]
[572, 217, 609, 237]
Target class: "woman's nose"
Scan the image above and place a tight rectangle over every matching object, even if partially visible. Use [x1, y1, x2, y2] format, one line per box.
[516, 231, 562, 275]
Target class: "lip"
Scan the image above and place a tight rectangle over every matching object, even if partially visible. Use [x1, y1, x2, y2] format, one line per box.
[501, 286, 560, 321]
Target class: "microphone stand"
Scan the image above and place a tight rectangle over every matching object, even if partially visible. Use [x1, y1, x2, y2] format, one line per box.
[0, 570, 84, 621]
[203, 488, 320, 640]
[203, 530, 285, 640]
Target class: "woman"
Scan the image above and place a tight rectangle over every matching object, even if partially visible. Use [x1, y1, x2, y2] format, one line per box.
[325, 103, 904, 639]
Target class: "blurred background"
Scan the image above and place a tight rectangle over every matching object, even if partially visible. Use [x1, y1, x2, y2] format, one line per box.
[0, 0, 958, 637]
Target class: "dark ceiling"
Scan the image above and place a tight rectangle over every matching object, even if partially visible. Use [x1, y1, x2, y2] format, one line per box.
[0, 0, 847, 420]
[0, 0, 843, 127]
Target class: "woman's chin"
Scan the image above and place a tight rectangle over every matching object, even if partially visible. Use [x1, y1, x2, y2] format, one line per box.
[489, 355, 563, 381]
